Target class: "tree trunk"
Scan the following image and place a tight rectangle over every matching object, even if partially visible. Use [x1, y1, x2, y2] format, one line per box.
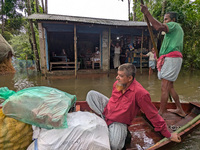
[41, 0, 45, 13]
[35, 0, 39, 13]
[45, 0, 48, 14]
[1, 0, 4, 34]
[128, 0, 130, 20]
[27, 0, 41, 72]
[133, 0, 137, 21]
[161, 0, 166, 21]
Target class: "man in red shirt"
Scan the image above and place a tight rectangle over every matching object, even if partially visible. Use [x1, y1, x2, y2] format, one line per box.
[86, 63, 181, 150]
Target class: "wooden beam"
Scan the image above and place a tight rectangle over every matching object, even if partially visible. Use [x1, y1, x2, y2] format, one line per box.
[74, 25, 77, 78]
[140, 29, 144, 74]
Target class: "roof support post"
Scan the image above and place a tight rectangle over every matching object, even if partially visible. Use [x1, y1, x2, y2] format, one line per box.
[74, 24, 77, 78]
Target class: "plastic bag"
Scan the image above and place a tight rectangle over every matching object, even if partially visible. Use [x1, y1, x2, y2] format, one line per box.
[0, 108, 33, 150]
[27, 111, 110, 150]
[2, 86, 77, 129]
[0, 87, 16, 100]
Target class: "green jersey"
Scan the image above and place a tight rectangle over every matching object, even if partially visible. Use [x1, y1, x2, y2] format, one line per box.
[159, 22, 184, 57]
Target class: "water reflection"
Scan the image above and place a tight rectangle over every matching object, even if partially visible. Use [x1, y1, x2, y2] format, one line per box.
[1, 69, 200, 103]
[0, 69, 200, 150]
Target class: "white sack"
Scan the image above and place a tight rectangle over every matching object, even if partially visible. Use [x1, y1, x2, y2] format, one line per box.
[27, 111, 110, 150]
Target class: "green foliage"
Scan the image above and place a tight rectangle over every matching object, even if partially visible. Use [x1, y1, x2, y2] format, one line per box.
[164, 0, 200, 70]
[0, 0, 41, 63]
[1, 0, 26, 35]
[6, 15, 25, 35]
[133, 0, 200, 70]
[2, 31, 13, 41]
[9, 32, 34, 60]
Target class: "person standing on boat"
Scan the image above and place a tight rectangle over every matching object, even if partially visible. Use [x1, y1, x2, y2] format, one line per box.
[140, 5, 186, 117]
[86, 63, 181, 150]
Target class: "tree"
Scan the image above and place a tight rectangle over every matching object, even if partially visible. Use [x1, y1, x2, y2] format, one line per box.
[26, 0, 40, 71]
[9, 32, 33, 60]
[0, 0, 26, 36]
[45, 0, 47, 14]
[41, 0, 44, 13]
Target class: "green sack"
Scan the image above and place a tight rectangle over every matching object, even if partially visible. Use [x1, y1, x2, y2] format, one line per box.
[2, 86, 77, 129]
[0, 87, 16, 100]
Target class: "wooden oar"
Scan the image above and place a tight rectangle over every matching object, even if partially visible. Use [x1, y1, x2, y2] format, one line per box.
[147, 114, 200, 150]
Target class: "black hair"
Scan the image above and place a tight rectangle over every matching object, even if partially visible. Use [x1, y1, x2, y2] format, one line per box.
[166, 12, 177, 22]
[118, 63, 136, 80]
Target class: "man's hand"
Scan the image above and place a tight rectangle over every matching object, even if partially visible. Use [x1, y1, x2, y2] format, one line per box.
[140, 4, 149, 15]
[170, 133, 181, 143]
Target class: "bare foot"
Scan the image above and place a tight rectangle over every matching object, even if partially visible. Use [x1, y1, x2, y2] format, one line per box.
[158, 110, 169, 120]
[168, 109, 187, 118]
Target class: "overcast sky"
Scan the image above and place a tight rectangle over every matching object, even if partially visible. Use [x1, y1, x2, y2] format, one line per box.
[48, 0, 133, 20]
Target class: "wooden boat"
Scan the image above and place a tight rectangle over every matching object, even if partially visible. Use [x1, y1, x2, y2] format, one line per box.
[75, 101, 200, 150]
[1, 101, 199, 149]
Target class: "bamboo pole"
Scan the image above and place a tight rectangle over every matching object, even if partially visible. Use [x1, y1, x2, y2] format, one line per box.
[147, 114, 200, 150]
[140, 0, 158, 57]
[74, 25, 77, 79]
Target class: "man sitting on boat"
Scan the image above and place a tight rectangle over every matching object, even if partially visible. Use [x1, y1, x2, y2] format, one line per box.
[86, 63, 181, 150]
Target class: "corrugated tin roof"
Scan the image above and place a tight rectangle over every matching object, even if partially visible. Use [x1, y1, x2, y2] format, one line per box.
[27, 14, 147, 27]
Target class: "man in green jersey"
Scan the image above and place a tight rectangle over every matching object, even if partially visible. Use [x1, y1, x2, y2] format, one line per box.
[141, 5, 186, 117]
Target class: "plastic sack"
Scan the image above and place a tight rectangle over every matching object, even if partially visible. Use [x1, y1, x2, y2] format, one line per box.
[2, 86, 77, 129]
[0, 108, 33, 150]
[27, 111, 111, 150]
[0, 87, 16, 100]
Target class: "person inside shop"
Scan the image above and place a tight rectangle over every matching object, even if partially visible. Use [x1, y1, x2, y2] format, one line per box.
[91, 47, 100, 65]
[125, 43, 135, 63]
[86, 63, 181, 150]
[111, 42, 122, 69]
[60, 49, 68, 61]
[93, 47, 100, 56]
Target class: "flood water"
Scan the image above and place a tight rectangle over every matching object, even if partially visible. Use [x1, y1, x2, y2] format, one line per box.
[0, 68, 200, 150]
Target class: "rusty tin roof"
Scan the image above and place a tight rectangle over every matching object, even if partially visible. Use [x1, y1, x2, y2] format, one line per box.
[28, 13, 147, 27]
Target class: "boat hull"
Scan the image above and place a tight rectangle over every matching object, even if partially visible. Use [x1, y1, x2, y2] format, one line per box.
[76, 101, 200, 150]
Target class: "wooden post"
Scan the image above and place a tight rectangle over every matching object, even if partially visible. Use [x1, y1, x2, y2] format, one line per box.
[108, 28, 111, 77]
[74, 25, 77, 78]
[38, 23, 47, 78]
[43, 28, 47, 79]
[140, 29, 144, 74]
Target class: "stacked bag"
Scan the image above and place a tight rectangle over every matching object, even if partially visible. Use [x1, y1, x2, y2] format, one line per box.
[0, 86, 77, 150]
[0, 108, 33, 150]
[0, 86, 110, 150]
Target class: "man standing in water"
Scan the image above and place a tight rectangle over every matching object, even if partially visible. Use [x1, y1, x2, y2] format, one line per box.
[141, 5, 186, 117]
[86, 63, 181, 150]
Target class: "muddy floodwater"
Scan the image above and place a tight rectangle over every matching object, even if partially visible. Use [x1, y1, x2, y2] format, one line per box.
[0, 69, 200, 150]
